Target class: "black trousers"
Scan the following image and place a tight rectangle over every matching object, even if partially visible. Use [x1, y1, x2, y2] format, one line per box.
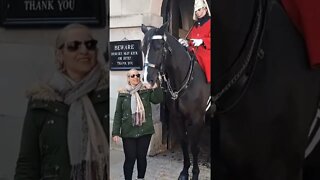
[122, 134, 152, 180]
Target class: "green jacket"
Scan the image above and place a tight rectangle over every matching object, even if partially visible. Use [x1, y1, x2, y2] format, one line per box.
[14, 82, 108, 180]
[112, 86, 163, 138]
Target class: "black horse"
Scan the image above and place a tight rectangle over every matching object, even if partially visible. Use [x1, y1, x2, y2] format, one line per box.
[213, 0, 320, 179]
[141, 23, 211, 180]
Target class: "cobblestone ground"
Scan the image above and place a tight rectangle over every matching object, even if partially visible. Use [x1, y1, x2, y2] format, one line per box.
[110, 148, 211, 180]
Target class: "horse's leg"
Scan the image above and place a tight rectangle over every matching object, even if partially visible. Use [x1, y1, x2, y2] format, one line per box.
[188, 116, 205, 180]
[174, 115, 190, 180]
[190, 140, 200, 180]
[178, 138, 191, 180]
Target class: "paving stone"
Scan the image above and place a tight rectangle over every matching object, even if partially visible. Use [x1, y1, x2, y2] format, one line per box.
[110, 148, 211, 180]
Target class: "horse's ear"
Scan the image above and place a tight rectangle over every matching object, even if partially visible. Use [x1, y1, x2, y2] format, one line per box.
[141, 24, 148, 34]
[158, 21, 169, 34]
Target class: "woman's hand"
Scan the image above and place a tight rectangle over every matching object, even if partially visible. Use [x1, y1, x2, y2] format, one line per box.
[152, 82, 158, 89]
[144, 82, 158, 89]
[112, 136, 121, 144]
[144, 82, 152, 89]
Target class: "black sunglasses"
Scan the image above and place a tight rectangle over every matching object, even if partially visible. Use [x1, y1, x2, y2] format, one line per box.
[59, 39, 98, 52]
[129, 74, 141, 78]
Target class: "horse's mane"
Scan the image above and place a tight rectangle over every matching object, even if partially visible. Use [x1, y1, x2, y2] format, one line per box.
[166, 32, 186, 52]
[164, 31, 192, 62]
[142, 26, 192, 62]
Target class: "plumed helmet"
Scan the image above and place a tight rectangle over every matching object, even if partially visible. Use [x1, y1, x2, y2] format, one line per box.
[193, 0, 211, 20]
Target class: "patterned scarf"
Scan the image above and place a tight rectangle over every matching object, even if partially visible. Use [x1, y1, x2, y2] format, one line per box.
[48, 65, 109, 180]
[125, 82, 146, 126]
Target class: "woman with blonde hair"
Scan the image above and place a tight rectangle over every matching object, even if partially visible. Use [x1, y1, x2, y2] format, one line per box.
[112, 68, 163, 180]
[15, 23, 109, 180]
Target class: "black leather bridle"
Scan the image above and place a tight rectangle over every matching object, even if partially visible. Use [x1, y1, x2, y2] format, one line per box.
[143, 33, 195, 100]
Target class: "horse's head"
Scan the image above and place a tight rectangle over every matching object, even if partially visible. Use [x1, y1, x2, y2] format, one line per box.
[141, 22, 169, 86]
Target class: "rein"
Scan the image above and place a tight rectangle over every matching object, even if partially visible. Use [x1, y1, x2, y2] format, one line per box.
[212, 0, 267, 114]
[144, 34, 195, 100]
[164, 57, 195, 100]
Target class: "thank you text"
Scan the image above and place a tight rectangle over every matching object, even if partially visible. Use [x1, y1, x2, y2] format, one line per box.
[1, 0, 105, 26]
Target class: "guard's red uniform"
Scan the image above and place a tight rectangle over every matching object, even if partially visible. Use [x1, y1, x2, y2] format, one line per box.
[187, 16, 211, 83]
[281, 0, 320, 69]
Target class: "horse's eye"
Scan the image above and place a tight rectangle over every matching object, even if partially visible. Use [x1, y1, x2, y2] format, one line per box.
[151, 41, 162, 49]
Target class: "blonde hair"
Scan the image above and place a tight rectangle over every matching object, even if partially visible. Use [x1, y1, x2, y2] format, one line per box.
[55, 23, 93, 49]
[54, 23, 95, 71]
[127, 68, 139, 85]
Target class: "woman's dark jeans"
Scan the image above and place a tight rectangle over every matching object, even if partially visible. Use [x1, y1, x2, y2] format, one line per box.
[122, 134, 152, 180]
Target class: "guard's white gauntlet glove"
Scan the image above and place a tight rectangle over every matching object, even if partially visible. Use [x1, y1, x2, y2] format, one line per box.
[191, 39, 203, 47]
[178, 38, 189, 47]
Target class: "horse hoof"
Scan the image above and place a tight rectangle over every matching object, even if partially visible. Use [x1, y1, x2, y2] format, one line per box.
[178, 174, 189, 180]
[191, 172, 199, 180]
[191, 176, 199, 180]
